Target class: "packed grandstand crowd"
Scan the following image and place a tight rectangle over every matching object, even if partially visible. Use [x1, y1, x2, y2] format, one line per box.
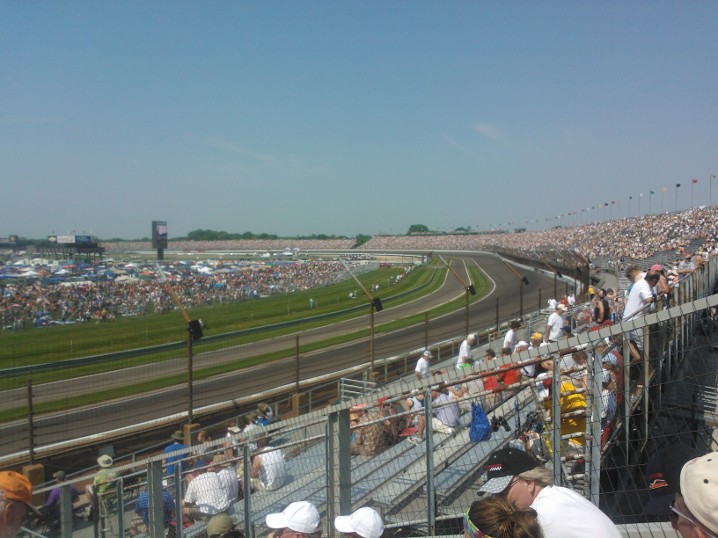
[2, 207, 718, 330]
[99, 206, 718, 259]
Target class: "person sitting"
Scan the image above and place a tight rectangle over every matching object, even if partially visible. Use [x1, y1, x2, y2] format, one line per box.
[211, 455, 239, 505]
[464, 496, 544, 538]
[431, 384, 461, 435]
[404, 390, 426, 446]
[265, 501, 321, 538]
[250, 434, 287, 491]
[350, 404, 387, 457]
[182, 462, 232, 522]
[335, 506, 384, 538]
[207, 512, 244, 538]
[477, 447, 620, 537]
[44, 470, 79, 524]
[130, 486, 174, 536]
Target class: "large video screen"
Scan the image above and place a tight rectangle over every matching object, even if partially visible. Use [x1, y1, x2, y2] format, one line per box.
[152, 221, 168, 249]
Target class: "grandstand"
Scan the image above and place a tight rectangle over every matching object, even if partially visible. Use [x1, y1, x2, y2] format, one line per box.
[19, 254, 718, 538]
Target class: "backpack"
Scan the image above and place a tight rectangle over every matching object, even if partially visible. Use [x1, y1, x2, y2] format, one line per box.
[469, 401, 492, 442]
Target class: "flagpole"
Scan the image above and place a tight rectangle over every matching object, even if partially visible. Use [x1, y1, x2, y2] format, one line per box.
[711, 174, 716, 207]
[691, 180, 694, 208]
[648, 192, 652, 215]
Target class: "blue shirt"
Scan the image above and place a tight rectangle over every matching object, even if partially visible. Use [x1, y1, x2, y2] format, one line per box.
[163, 441, 188, 476]
[135, 490, 175, 526]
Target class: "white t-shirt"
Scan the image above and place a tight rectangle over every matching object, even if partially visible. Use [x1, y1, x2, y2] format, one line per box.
[531, 485, 621, 538]
[546, 312, 564, 341]
[503, 329, 517, 352]
[415, 357, 430, 379]
[258, 447, 286, 490]
[623, 278, 653, 320]
[184, 472, 232, 515]
[215, 467, 239, 504]
[457, 339, 473, 369]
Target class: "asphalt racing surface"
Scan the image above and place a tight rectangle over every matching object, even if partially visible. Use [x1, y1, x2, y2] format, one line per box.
[1, 253, 560, 459]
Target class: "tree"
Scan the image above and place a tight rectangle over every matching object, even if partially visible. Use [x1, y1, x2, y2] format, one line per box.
[407, 224, 429, 235]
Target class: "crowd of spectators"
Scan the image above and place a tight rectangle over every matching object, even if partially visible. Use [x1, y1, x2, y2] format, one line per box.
[0, 260, 359, 329]
[358, 206, 718, 260]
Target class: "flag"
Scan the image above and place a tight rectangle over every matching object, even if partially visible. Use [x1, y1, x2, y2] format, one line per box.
[692, 178, 698, 184]
[662, 186, 667, 192]
[676, 183, 681, 188]
[650, 190, 655, 195]
[629, 196, 633, 200]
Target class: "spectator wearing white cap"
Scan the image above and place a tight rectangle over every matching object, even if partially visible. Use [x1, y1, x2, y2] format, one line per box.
[85, 455, 120, 510]
[457, 334, 476, 370]
[544, 304, 566, 343]
[415, 349, 432, 381]
[266, 501, 321, 537]
[335, 506, 384, 538]
[674, 451, 718, 538]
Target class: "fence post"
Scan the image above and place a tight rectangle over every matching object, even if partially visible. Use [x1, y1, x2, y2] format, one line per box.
[424, 312, 429, 351]
[116, 476, 125, 538]
[424, 390, 436, 536]
[148, 460, 165, 538]
[551, 354, 562, 486]
[589, 346, 602, 505]
[27, 380, 35, 464]
[59, 484, 74, 537]
[242, 442, 253, 538]
[326, 409, 351, 538]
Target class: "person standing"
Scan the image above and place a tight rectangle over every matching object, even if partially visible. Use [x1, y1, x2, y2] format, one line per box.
[164, 430, 189, 478]
[457, 334, 476, 370]
[503, 321, 521, 354]
[544, 304, 566, 343]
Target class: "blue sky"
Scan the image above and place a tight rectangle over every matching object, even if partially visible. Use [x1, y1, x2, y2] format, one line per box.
[2, 2, 717, 240]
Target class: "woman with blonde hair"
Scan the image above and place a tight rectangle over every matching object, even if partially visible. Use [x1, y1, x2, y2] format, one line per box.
[464, 497, 544, 538]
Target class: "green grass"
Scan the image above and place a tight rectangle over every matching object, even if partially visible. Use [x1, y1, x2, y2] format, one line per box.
[0, 264, 490, 422]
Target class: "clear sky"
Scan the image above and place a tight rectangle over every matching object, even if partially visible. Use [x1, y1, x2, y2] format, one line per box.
[2, 2, 717, 240]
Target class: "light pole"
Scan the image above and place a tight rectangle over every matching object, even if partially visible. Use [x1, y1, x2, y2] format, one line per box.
[339, 258, 383, 378]
[438, 255, 476, 336]
[157, 265, 203, 425]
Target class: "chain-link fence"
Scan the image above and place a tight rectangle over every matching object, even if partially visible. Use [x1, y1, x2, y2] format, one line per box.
[29, 258, 718, 537]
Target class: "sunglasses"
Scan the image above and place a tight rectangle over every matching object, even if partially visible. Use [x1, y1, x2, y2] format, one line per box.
[669, 502, 718, 538]
[497, 477, 522, 497]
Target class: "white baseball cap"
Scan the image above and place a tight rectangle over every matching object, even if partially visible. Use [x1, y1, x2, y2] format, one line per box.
[266, 501, 320, 534]
[680, 451, 718, 533]
[335, 507, 384, 538]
